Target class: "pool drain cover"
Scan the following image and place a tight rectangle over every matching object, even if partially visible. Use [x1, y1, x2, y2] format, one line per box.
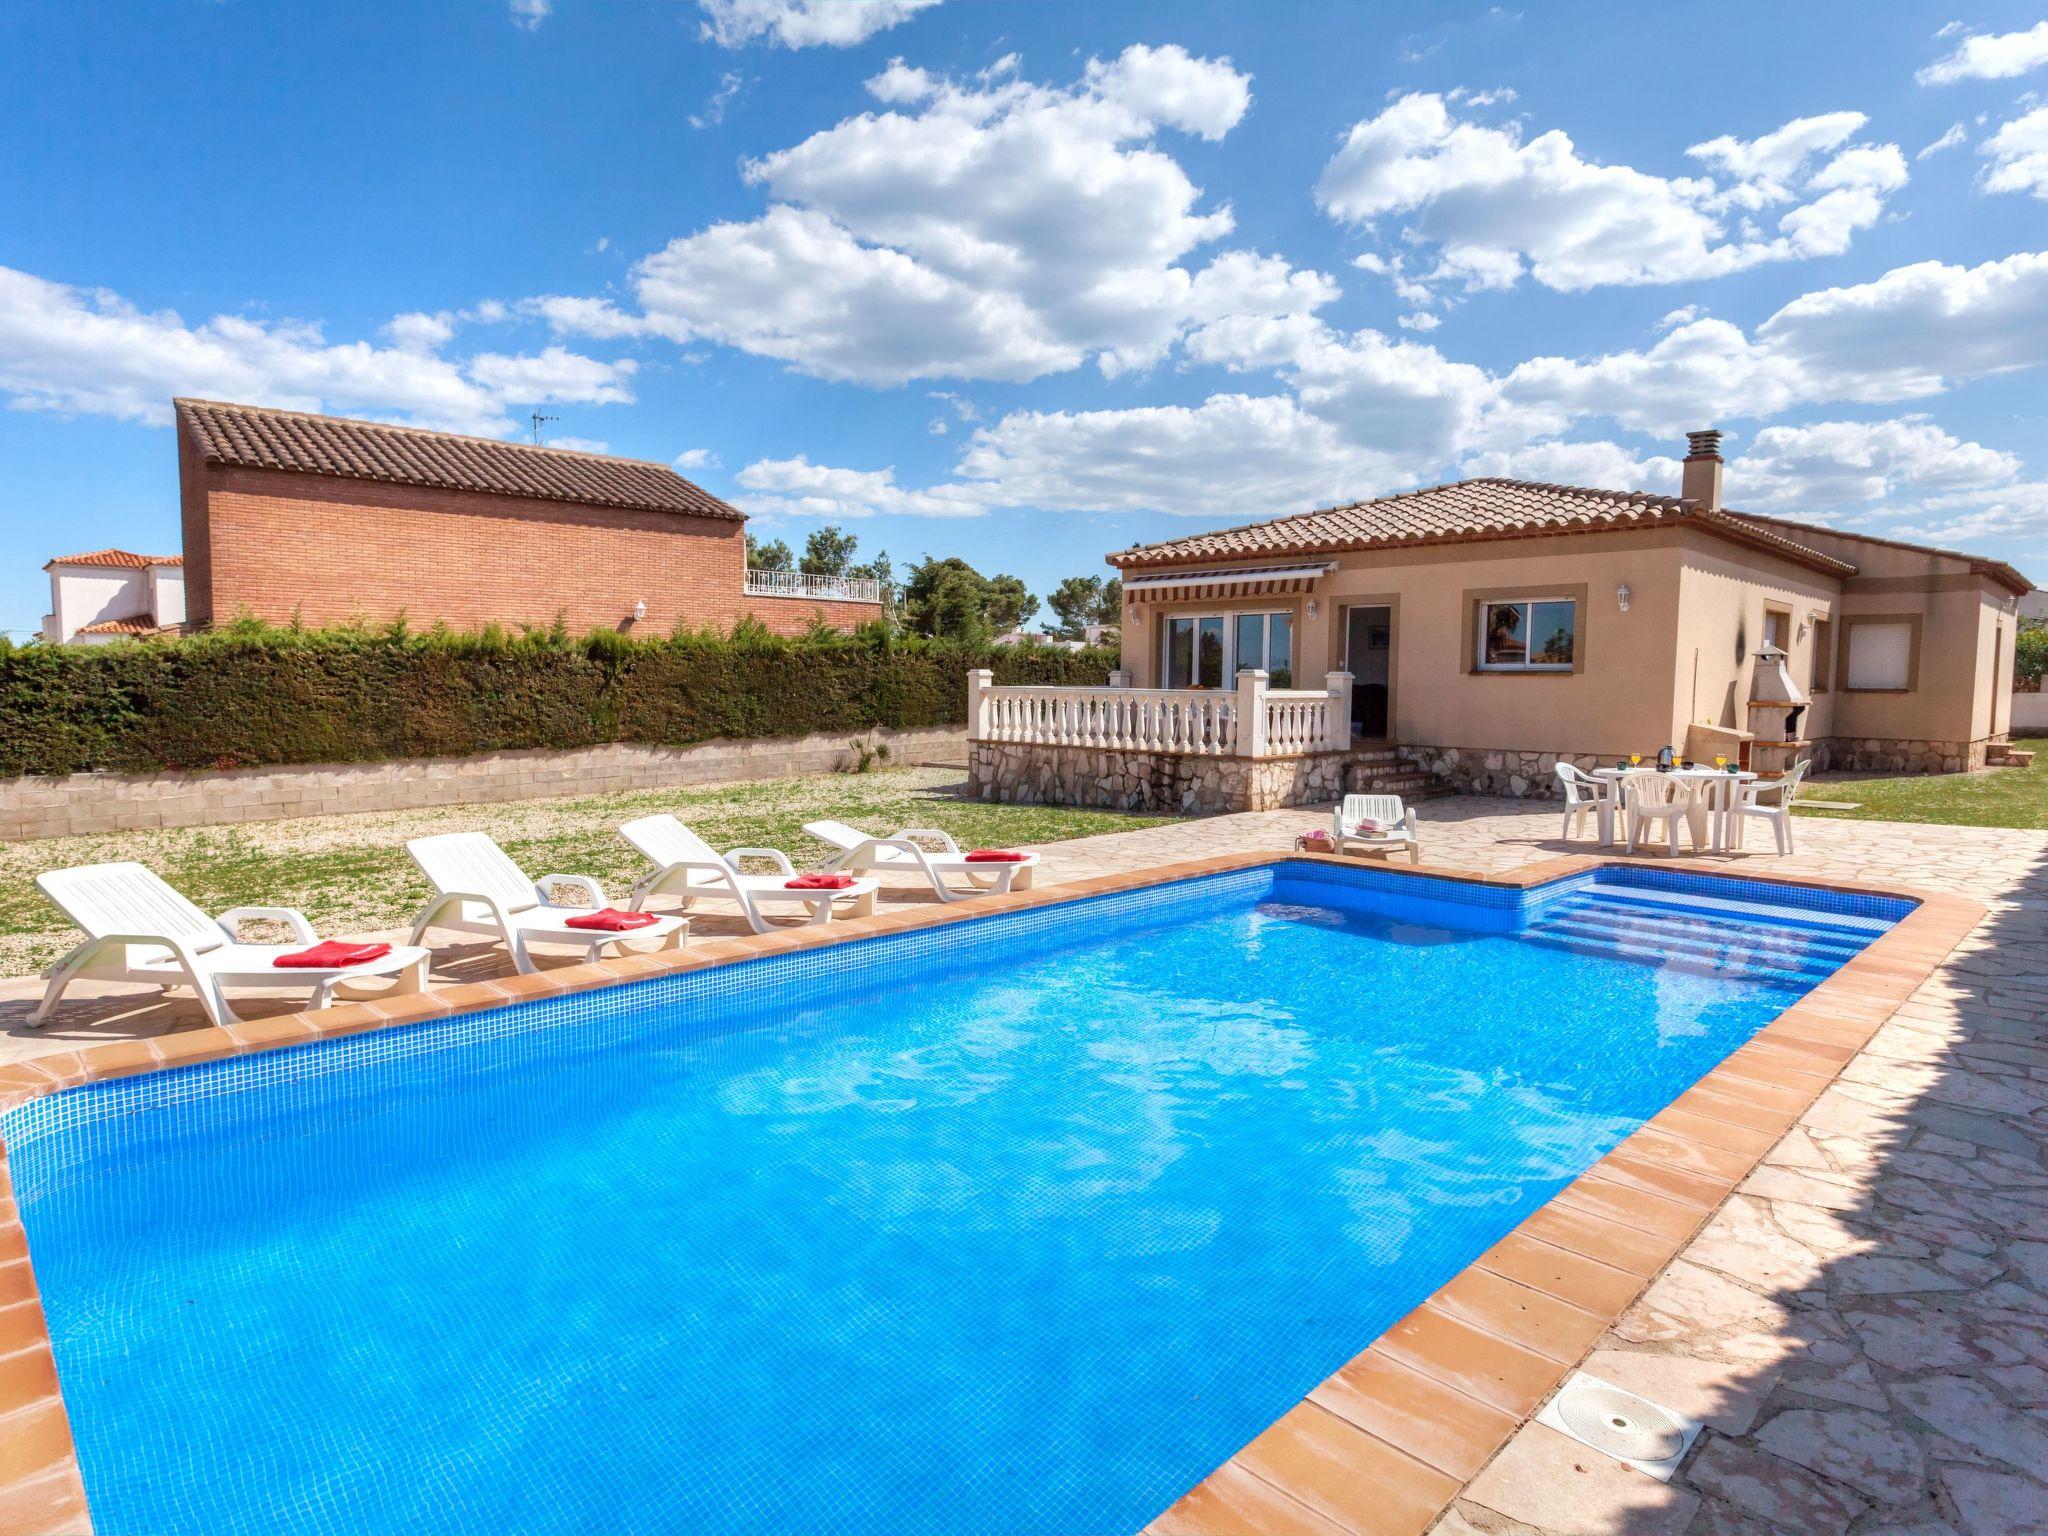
[1537, 1372, 1702, 1481]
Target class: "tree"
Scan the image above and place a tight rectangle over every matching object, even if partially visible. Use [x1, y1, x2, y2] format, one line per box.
[986, 574, 1038, 634]
[1043, 575, 1123, 640]
[800, 524, 860, 578]
[745, 534, 793, 571]
[899, 555, 1035, 642]
[2018, 618, 2047, 689]
[848, 548, 893, 589]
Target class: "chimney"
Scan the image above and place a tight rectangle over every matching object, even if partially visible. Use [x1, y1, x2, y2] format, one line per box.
[1681, 428, 1723, 512]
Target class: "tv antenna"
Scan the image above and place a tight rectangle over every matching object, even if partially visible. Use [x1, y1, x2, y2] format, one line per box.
[530, 411, 558, 445]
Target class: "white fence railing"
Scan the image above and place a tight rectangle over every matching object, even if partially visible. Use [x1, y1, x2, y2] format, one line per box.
[743, 569, 890, 605]
[969, 668, 1351, 758]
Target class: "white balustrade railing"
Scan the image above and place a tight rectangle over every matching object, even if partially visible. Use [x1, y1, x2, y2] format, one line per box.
[968, 668, 1351, 758]
[1261, 690, 1331, 757]
[743, 568, 891, 605]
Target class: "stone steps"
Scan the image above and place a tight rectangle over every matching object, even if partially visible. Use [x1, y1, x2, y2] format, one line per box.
[1343, 745, 1457, 800]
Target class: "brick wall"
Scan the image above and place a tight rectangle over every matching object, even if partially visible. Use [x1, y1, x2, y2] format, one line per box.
[0, 728, 966, 841]
[181, 458, 881, 636]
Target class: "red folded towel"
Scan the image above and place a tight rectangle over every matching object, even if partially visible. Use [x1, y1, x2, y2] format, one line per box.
[273, 940, 393, 970]
[964, 850, 1028, 863]
[786, 873, 857, 890]
[563, 908, 660, 932]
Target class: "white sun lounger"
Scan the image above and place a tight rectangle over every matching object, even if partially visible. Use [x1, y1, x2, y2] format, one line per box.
[1333, 794, 1422, 863]
[33, 861, 431, 1029]
[802, 819, 1039, 901]
[619, 816, 879, 935]
[406, 832, 687, 974]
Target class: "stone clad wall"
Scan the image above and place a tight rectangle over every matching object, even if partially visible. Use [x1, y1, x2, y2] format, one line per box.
[967, 742, 1347, 814]
[1408, 733, 2005, 798]
[0, 727, 967, 842]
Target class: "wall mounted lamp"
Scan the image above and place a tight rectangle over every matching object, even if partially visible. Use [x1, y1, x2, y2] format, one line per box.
[1616, 584, 1632, 613]
[632, 599, 648, 622]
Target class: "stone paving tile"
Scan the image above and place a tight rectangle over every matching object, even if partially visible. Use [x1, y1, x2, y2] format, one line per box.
[6, 792, 2047, 1535]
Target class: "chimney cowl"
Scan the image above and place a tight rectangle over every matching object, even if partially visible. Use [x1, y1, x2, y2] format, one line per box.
[1681, 427, 1725, 512]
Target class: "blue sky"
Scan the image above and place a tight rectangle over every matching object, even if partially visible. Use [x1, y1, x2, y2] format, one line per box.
[2, 0, 2045, 636]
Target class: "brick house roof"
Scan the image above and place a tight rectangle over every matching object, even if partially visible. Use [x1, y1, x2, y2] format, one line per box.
[1109, 478, 1858, 579]
[73, 617, 164, 636]
[174, 399, 744, 521]
[44, 549, 183, 570]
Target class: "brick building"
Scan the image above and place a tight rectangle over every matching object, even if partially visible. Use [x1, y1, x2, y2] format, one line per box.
[173, 398, 885, 635]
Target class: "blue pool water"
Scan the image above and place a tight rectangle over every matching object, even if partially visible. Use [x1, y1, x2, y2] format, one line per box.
[7, 863, 1906, 1536]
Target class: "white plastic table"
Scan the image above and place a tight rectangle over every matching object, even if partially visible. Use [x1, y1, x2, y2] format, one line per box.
[1593, 765, 1758, 853]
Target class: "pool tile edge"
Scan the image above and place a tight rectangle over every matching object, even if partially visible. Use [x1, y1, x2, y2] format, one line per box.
[0, 851, 1987, 1536]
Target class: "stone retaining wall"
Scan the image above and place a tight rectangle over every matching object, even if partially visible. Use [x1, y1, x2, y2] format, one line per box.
[967, 741, 1348, 814]
[0, 727, 969, 842]
[1409, 734, 2007, 797]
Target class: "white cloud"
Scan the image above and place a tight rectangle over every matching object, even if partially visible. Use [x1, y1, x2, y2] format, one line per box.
[465, 346, 637, 406]
[1504, 252, 2048, 433]
[547, 436, 610, 454]
[1458, 439, 1680, 494]
[383, 311, 457, 352]
[1080, 42, 1251, 141]
[0, 265, 636, 436]
[690, 72, 747, 130]
[1730, 418, 2022, 510]
[697, 0, 942, 50]
[1917, 21, 2048, 85]
[1917, 122, 1968, 158]
[1980, 105, 2048, 198]
[509, 0, 550, 32]
[673, 447, 721, 470]
[1316, 94, 1905, 297]
[735, 454, 990, 517]
[1656, 305, 1701, 330]
[524, 294, 647, 340]
[547, 48, 1331, 385]
[1397, 311, 1442, 332]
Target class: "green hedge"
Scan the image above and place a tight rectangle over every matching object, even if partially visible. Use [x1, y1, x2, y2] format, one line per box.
[0, 625, 1120, 778]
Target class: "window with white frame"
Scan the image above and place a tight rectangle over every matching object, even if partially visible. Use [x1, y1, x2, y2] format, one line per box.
[1476, 598, 1577, 671]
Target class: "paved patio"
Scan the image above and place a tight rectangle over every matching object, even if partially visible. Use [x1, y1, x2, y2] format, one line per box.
[4, 796, 2045, 1534]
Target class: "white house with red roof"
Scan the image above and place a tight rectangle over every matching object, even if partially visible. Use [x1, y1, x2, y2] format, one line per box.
[40, 550, 185, 644]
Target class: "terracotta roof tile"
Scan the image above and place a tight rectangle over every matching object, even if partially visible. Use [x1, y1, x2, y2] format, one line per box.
[1109, 478, 1857, 579]
[73, 617, 161, 635]
[44, 549, 182, 569]
[174, 399, 743, 521]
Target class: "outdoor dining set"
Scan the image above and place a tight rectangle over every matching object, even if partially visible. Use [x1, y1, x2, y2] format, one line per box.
[1554, 755, 1810, 856]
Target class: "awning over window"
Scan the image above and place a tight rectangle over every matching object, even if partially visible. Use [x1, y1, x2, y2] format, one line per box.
[1121, 562, 1333, 604]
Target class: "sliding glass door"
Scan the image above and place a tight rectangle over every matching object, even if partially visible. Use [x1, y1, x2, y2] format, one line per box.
[1164, 616, 1227, 688]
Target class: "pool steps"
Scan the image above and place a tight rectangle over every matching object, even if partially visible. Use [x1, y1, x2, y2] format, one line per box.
[1524, 891, 1867, 988]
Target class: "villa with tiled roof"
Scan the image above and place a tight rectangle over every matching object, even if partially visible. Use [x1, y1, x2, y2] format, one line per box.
[1104, 430, 2032, 780]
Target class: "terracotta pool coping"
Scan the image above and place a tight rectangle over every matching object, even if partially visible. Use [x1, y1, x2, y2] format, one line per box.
[0, 852, 1986, 1536]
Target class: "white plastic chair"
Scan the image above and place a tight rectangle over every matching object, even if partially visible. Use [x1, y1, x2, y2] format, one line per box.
[1333, 794, 1421, 863]
[1621, 771, 1704, 855]
[33, 862, 430, 1028]
[803, 819, 1039, 902]
[407, 832, 687, 974]
[621, 816, 879, 934]
[1554, 763, 1616, 843]
[1730, 759, 1809, 855]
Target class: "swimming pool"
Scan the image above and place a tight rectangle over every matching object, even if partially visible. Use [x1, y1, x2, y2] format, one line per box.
[5, 861, 1909, 1536]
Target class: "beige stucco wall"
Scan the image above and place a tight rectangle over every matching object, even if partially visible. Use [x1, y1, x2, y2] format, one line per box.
[1123, 529, 1694, 759]
[1670, 533, 1841, 746]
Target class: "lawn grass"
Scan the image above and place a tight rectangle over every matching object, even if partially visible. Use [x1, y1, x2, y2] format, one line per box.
[0, 767, 1177, 977]
[1795, 736, 2048, 831]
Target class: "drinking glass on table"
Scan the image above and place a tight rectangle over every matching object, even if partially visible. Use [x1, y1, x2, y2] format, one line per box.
[1629, 753, 1641, 766]
[1714, 754, 1728, 770]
